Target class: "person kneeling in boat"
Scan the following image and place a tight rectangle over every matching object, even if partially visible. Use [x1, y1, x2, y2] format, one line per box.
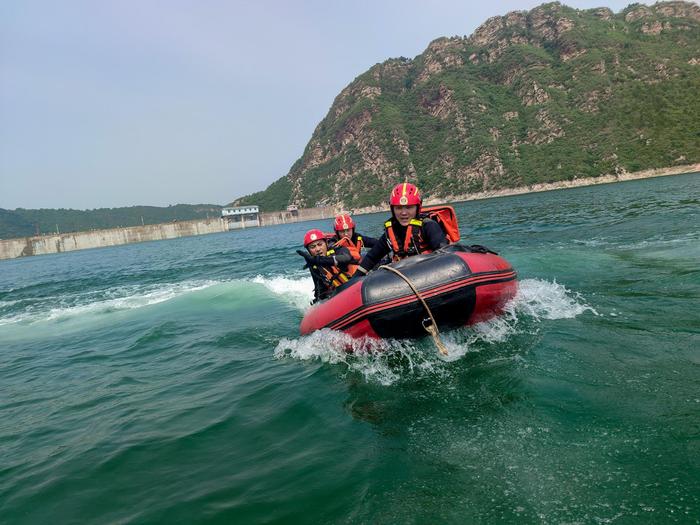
[297, 229, 359, 303]
[354, 182, 447, 277]
[332, 213, 378, 259]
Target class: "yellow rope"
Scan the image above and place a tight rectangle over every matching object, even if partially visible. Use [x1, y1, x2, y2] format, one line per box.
[378, 265, 448, 356]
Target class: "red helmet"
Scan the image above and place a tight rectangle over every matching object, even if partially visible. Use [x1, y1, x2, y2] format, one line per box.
[303, 229, 326, 247]
[334, 213, 355, 232]
[390, 182, 421, 207]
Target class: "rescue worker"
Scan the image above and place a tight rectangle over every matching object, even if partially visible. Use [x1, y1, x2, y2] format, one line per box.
[354, 182, 447, 276]
[332, 213, 378, 261]
[297, 229, 358, 303]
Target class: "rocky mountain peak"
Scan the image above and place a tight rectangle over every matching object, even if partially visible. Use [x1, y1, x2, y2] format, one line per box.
[588, 7, 614, 20]
[624, 1, 700, 22]
[653, 1, 700, 21]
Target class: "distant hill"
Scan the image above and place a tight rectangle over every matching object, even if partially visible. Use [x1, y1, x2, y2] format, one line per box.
[0, 204, 222, 239]
[235, 1, 700, 210]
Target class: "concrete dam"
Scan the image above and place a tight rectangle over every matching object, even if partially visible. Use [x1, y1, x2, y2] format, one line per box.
[0, 206, 338, 260]
[0, 218, 228, 260]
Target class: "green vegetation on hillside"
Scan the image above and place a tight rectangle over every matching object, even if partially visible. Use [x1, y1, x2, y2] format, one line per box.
[233, 172, 292, 210]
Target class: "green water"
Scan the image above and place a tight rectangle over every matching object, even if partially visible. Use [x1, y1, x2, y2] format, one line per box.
[1, 173, 699, 524]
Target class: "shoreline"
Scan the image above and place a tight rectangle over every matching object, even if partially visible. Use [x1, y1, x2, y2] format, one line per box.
[351, 163, 700, 214]
[3, 163, 697, 260]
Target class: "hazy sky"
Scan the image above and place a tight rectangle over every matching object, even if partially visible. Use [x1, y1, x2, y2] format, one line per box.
[1, 0, 639, 209]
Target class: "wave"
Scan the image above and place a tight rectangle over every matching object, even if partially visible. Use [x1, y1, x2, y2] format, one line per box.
[251, 274, 314, 311]
[576, 231, 700, 250]
[511, 278, 597, 319]
[0, 273, 316, 328]
[0, 280, 222, 326]
[274, 330, 429, 386]
[0, 299, 20, 308]
[274, 278, 596, 384]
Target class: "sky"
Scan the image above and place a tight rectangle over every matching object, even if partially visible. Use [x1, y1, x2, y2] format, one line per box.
[1, 0, 640, 210]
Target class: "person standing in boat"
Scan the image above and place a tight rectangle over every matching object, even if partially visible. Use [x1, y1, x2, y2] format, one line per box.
[297, 229, 358, 303]
[354, 183, 447, 276]
[331, 213, 378, 261]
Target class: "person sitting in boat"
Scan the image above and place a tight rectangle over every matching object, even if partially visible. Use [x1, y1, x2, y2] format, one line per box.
[297, 229, 359, 303]
[332, 213, 378, 260]
[354, 182, 447, 276]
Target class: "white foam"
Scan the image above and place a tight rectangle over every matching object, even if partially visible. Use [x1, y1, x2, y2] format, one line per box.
[0, 299, 19, 308]
[510, 278, 597, 319]
[51, 280, 220, 320]
[0, 280, 220, 326]
[274, 277, 596, 383]
[417, 278, 593, 353]
[433, 337, 474, 362]
[252, 274, 314, 311]
[1, 274, 315, 327]
[274, 330, 433, 385]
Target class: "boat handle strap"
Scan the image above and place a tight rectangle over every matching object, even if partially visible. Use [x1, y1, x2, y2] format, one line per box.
[378, 265, 449, 356]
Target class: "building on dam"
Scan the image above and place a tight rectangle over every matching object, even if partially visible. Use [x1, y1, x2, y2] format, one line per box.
[221, 206, 260, 230]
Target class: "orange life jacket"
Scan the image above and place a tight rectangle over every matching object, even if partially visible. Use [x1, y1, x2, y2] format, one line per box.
[384, 206, 460, 262]
[420, 205, 460, 243]
[314, 247, 356, 289]
[384, 218, 431, 262]
[333, 235, 364, 262]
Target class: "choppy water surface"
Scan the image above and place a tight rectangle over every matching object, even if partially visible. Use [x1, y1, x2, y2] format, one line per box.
[1, 173, 699, 524]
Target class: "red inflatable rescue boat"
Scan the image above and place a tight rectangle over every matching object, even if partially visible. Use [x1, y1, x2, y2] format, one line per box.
[300, 244, 517, 339]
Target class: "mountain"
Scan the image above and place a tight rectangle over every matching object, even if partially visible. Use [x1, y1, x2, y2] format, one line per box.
[0, 204, 222, 239]
[236, 1, 700, 211]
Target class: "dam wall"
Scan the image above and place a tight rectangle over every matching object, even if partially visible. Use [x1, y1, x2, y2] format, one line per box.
[0, 218, 227, 260]
[0, 206, 343, 260]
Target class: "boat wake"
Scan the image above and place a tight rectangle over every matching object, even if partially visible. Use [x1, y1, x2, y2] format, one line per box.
[274, 278, 597, 385]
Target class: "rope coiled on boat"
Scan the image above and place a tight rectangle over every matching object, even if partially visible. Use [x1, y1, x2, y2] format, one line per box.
[378, 265, 448, 356]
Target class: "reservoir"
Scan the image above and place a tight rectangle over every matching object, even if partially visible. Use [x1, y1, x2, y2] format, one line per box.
[1, 172, 698, 523]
